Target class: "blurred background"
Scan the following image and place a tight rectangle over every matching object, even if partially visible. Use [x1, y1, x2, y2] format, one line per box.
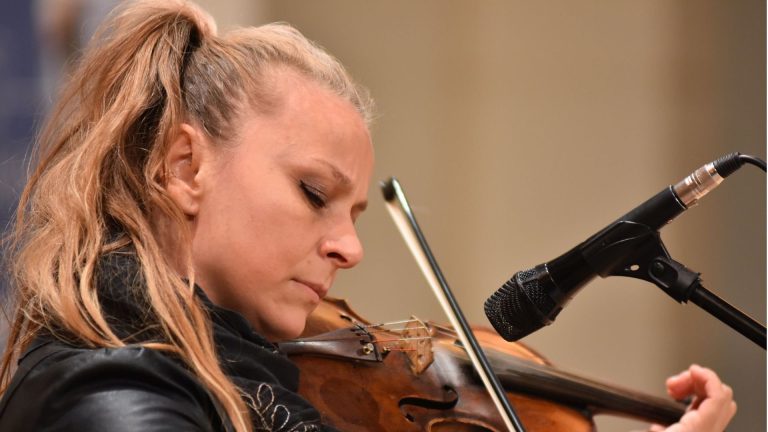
[1, 1, 765, 431]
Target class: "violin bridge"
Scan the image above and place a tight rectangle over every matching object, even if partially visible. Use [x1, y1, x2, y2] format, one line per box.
[402, 316, 434, 375]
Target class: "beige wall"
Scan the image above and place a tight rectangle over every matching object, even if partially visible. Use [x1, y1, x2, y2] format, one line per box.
[202, 1, 765, 430]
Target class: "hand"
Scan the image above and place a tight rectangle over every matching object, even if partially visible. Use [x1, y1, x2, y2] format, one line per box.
[648, 364, 737, 432]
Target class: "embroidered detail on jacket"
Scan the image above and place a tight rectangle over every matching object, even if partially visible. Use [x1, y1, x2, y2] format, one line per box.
[250, 383, 320, 432]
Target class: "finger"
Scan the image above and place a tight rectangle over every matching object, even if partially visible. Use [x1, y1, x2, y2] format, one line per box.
[677, 382, 736, 430]
[689, 365, 723, 399]
[667, 364, 720, 401]
[675, 397, 735, 432]
[666, 369, 695, 400]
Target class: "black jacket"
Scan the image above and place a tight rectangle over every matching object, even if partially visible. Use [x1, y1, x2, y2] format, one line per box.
[0, 252, 336, 431]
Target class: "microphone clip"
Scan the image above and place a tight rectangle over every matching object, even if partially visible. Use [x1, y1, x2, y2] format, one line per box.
[581, 220, 701, 303]
[582, 219, 765, 348]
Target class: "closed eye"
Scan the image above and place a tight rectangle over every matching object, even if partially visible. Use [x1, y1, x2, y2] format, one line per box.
[300, 181, 327, 209]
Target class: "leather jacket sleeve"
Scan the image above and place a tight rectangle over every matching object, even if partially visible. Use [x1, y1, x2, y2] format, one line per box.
[0, 340, 227, 432]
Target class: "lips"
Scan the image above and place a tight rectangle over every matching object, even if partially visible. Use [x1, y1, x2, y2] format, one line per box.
[294, 279, 329, 299]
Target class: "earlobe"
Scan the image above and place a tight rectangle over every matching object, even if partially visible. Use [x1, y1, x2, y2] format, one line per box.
[166, 123, 204, 217]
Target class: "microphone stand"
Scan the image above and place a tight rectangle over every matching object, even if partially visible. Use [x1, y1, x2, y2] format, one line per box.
[583, 220, 766, 349]
[689, 284, 765, 349]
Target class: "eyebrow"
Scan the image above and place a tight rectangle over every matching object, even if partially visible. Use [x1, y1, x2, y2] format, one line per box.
[312, 158, 368, 213]
[313, 158, 351, 185]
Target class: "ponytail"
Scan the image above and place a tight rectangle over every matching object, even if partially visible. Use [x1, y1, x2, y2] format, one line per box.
[2, 1, 251, 430]
[2, 2, 373, 431]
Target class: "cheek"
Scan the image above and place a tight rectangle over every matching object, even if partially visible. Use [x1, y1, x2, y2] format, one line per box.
[192, 168, 316, 296]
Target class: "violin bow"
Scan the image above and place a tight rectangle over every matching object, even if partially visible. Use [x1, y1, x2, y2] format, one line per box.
[381, 177, 526, 432]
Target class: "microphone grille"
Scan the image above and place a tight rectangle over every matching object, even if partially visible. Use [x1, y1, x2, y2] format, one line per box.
[484, 268, 555, 341]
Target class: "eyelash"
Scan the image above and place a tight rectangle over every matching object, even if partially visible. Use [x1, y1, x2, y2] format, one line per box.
[300, 181, 327, 209]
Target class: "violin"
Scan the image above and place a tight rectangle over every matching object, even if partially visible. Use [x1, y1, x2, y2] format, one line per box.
[279, 297, 685, 431]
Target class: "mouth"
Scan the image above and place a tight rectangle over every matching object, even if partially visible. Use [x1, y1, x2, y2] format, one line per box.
[294, 279, 329, 300]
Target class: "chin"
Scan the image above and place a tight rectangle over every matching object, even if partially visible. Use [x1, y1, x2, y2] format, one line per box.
[267, 318, 308, 342]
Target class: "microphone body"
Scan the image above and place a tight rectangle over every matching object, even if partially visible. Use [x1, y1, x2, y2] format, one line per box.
[484, 159, 730, 341]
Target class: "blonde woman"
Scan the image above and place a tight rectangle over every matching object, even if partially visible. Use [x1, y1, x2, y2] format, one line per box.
[0, 1, 736, 431]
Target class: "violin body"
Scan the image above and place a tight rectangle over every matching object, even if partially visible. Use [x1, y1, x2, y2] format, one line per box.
[284, 298, 660, 431]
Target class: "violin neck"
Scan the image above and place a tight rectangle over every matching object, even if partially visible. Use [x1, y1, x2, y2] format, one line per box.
[481, 349, 685, 425]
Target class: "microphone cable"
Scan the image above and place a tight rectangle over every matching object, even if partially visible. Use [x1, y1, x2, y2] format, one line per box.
[714, 152, 766, 175]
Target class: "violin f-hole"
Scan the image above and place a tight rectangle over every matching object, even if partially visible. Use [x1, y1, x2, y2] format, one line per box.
[398, 385, 459, 421]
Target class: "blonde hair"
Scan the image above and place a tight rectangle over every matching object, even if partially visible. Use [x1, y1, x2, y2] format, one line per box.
[0, 1, 372, 431]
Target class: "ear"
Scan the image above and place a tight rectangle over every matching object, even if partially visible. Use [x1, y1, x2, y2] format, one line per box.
[166, 123, 206, 217]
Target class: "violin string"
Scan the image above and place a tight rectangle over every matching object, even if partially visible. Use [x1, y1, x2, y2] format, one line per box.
[360, 319, 421, 328]
[370, 336, 432, 344]
[374, 323, 428, 330]
[364, 326, 429, 335]
[364, 323, 429, 333]
[292, 335, 432, 344]
[291, 319, 431, 344]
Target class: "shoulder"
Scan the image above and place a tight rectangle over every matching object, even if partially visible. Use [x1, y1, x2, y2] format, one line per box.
[0, 338, 225, 432]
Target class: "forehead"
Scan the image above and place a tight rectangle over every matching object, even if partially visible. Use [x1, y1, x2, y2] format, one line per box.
[233, 68, 373, 177]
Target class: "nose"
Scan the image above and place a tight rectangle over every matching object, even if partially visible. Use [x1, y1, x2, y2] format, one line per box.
[320, 222, 364, 269]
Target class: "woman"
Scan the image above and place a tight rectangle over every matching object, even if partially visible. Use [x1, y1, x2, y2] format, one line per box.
[0, 1, 737, 431]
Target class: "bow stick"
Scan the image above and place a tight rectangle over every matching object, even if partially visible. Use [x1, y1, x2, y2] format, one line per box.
[381, 177, 526, 432]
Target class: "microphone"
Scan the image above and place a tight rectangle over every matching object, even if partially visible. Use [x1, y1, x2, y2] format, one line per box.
[484, 152, 752, 341]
